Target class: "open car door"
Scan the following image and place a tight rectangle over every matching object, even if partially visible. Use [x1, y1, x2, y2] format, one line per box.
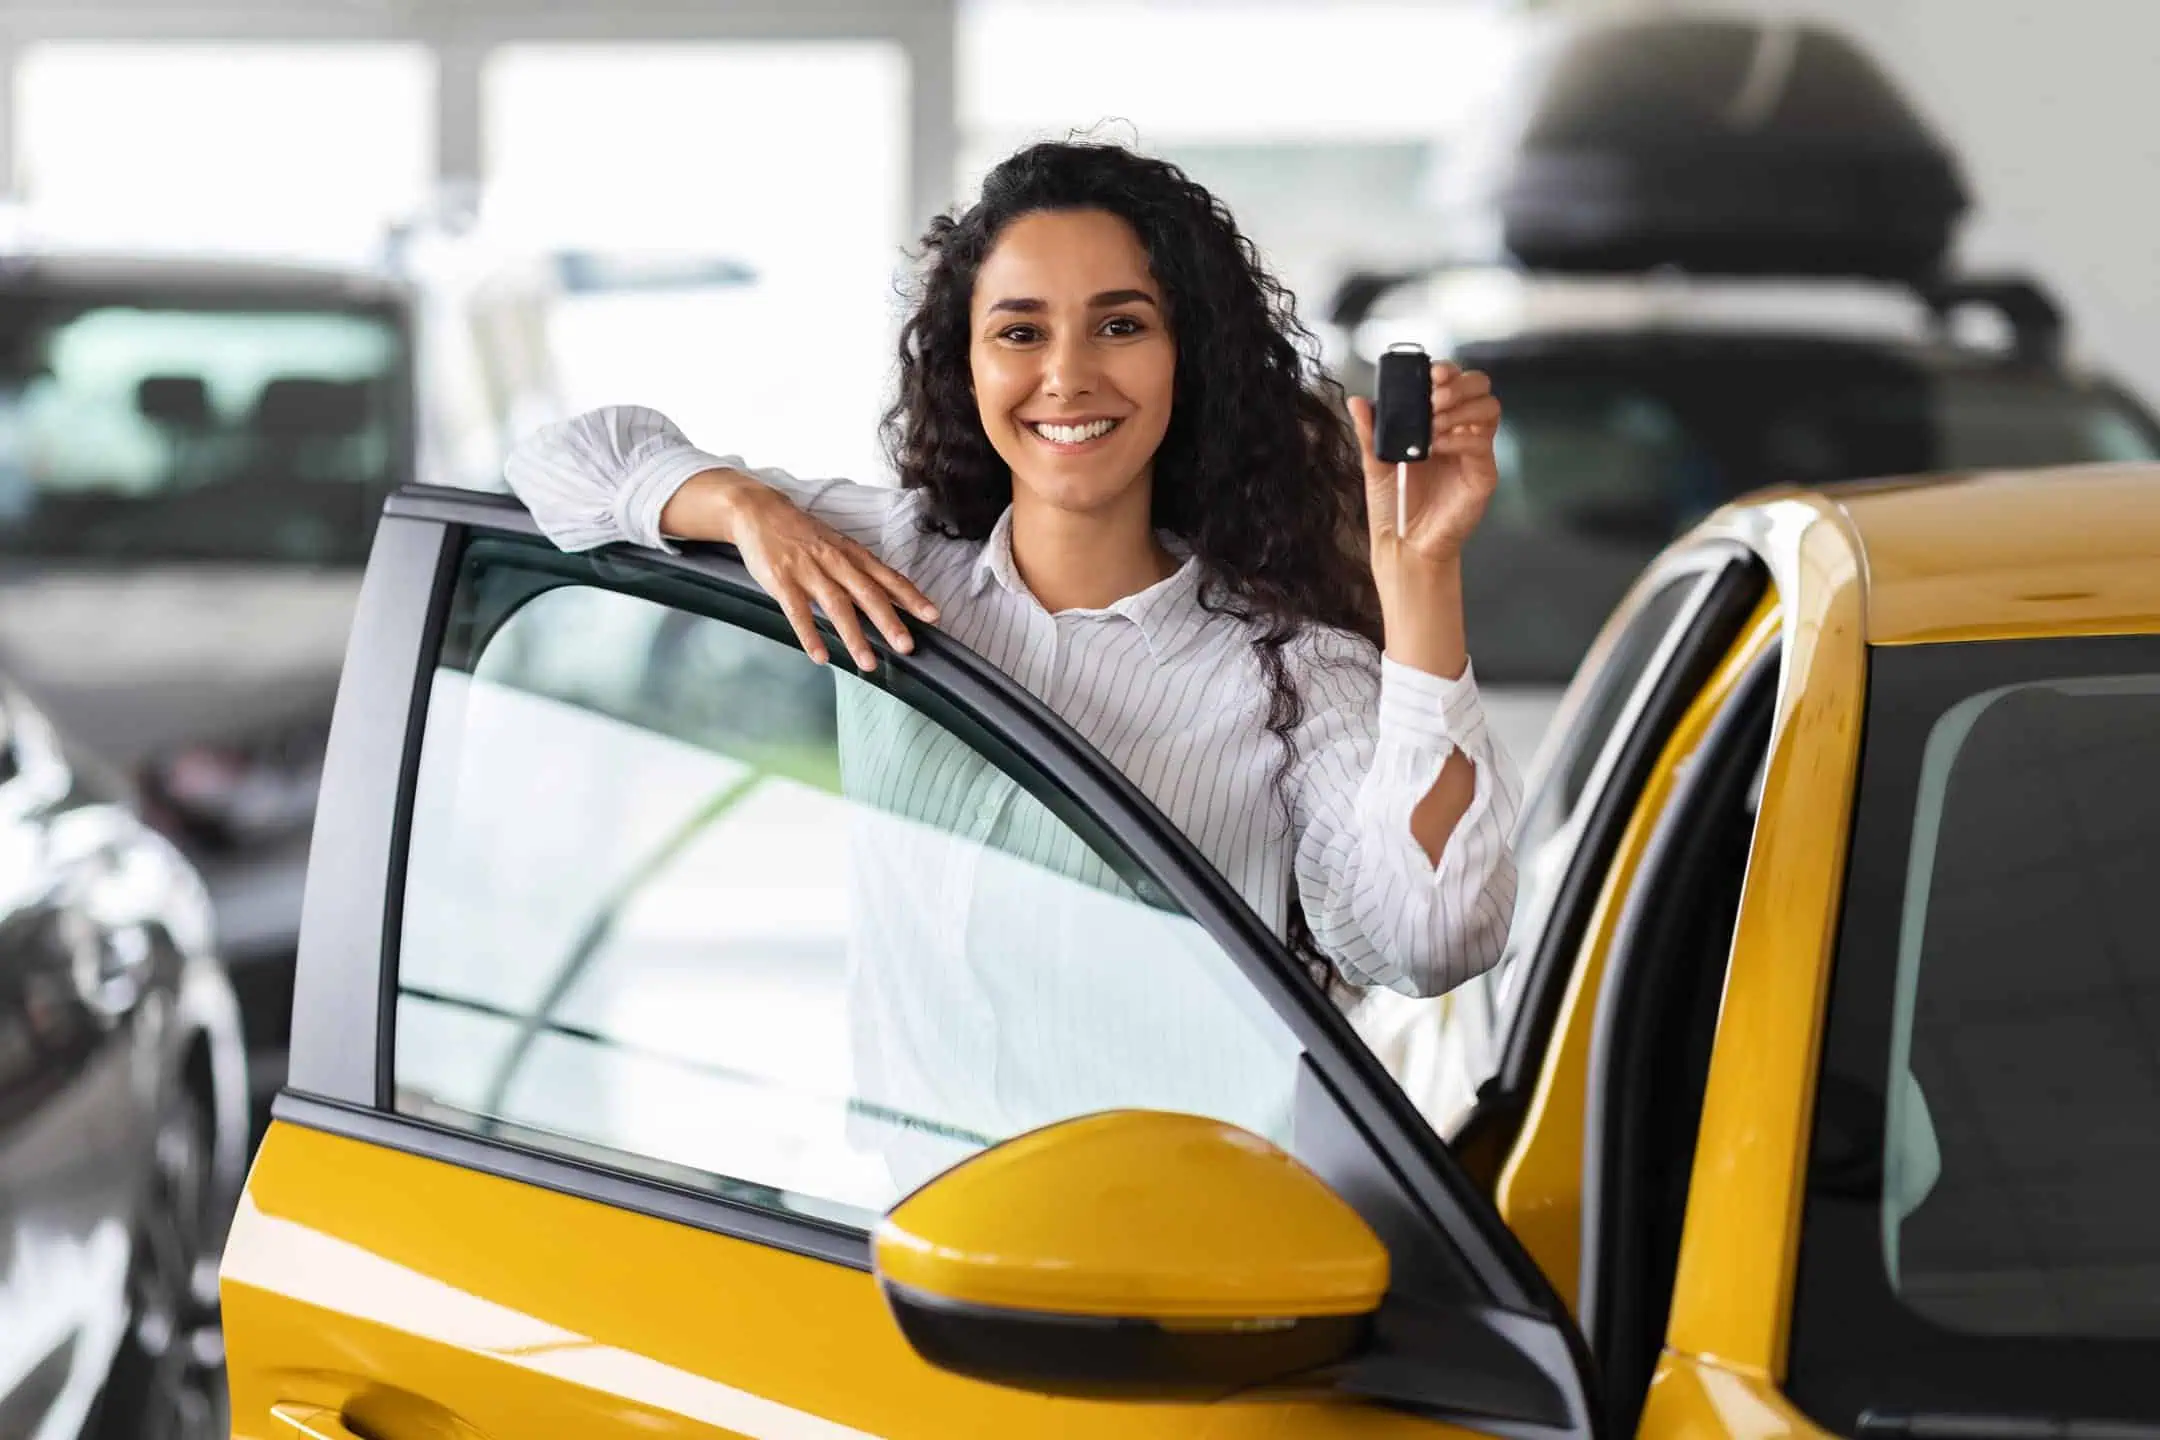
[220, 487, 1599, 1439]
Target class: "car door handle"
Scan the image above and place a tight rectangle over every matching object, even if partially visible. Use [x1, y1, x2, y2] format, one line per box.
[270, 1404, 371, 1440]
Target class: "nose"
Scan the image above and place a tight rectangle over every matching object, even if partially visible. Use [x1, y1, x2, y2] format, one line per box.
[1041, 329, 1098, 402]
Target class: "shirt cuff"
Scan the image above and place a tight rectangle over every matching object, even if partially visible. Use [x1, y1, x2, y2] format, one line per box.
[1377, 655, 1491, 756]
[613, 443, 741, 553]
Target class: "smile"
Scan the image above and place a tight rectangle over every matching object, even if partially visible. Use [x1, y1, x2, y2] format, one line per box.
[1027, 418, 1120, 447]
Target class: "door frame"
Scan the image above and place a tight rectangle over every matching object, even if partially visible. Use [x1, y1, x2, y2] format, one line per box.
[1452, 543, 1770, 1184]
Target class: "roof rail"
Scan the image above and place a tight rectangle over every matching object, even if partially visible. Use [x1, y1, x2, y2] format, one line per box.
[1916, 273, 2065, 363]
[1324, 261, 2071, 364]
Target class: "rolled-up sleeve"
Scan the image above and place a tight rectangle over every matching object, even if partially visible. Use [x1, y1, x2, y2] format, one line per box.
[502, 404, 908, 556]
[1291, 647, 1523, 998]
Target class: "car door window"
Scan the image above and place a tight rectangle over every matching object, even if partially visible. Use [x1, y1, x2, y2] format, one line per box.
[1790, 634, 2160, 1431]
[1358, 554, 1760, 1146]
[391, 540, 1302, 1231]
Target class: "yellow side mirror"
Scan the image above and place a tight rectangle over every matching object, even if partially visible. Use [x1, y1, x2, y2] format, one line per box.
[872, 1110, 1388, 1398]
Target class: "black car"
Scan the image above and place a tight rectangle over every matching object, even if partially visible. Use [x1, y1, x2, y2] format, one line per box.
[0, 254, 417, 1125]
[1325, 17, 2160, 768]
[0, 678, 250, 1439]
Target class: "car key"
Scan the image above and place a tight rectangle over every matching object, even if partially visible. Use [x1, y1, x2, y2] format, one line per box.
[1374, 342, 1432, 537]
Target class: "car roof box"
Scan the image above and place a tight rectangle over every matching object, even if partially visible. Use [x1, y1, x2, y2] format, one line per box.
[1449, 18, 1970, 282]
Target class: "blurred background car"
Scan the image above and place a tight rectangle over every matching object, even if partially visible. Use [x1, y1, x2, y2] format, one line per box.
[1324, 17, 2160, 771]
[0, 677, 248, 1440]
[0, 255, 415, 1131]
[1324, 13, 2160, 1141]
[0, 241, 753, 1127]
[1332, 270, 2160, 768]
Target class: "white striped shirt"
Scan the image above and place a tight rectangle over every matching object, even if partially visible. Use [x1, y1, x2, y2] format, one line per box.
[505, 405, 1521, 999]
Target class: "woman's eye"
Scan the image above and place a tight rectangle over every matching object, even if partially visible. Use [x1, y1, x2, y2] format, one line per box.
[1100, 315, 1144, 337]
[999, 324, 1042, 344]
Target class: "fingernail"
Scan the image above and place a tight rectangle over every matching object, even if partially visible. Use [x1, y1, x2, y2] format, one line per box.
[922, 606, 941, 622]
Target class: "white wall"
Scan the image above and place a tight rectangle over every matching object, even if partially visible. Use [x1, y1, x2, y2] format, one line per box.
[1585, 0, 2160, 405]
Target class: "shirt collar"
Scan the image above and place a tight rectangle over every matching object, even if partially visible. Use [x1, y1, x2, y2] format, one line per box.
[968, 507, 1216, 666]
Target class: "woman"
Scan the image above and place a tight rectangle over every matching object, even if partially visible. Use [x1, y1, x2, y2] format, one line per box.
[507, 140, 1519, 1006]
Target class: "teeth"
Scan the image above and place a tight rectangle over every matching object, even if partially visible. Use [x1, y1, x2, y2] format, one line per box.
[1032, 419, 1117, 445]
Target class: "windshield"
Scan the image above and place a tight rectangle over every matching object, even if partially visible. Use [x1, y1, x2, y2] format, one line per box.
[0, 293, 409, 565]
[1461, 349, 2160, 685]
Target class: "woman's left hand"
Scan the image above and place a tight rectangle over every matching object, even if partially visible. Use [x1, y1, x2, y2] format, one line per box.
[1347, 361, 1502, 565]
[1347, 361, 1500, 682]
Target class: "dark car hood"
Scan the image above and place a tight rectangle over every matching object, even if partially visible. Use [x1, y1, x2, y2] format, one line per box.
[0, 563, 362, 767]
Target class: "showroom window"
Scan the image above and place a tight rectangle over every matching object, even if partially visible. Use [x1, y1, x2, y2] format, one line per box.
[16, 43, 435, 262]
[391, 541, 1301, 1232]
[958, 0, 1520, 344]
[482, 43, 909, 489]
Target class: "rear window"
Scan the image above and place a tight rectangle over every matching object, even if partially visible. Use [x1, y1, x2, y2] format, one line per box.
[0, 291, 410, 565]
[1790, 634, 2160, 1431]
[1460, 358, 2160, 685]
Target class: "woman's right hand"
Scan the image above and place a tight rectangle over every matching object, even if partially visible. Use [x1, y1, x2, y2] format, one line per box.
[661, 468, 939, 671]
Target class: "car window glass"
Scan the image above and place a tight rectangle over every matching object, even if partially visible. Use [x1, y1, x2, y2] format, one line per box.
[391, 548, 1303, 1231]
[0, 299, 406, 565]
[1549, 579, 1700, 818]
[1792, 635, 2160, 1430]
[1884, 675, 2160, 1335]
[1350, 570, 1702, 1135]
[1496, 572, 1701, 1011]
[1925, 375, 2160, 470]
[1463, 384, 1712, 688]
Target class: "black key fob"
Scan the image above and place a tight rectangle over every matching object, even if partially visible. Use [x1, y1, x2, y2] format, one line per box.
[1374, 343, 1432, 463]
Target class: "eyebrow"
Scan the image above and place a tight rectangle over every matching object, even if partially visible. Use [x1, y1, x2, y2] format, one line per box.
[985, 288, 1161, 316]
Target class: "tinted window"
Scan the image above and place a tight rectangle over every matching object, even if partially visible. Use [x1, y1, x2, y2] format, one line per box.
[1895, 681, 2160, 1335]
[1491, 571, 1709, 1034]
[1791, 635, 2160, 1428]
[0, 295, 408, 564]
[392, 543, 1301, 1231]
[1548, 577, 1699, 822]
[1460, 350, 2160, 685]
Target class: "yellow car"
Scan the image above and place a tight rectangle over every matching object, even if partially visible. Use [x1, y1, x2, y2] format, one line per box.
[221, 464, 2160, 1438]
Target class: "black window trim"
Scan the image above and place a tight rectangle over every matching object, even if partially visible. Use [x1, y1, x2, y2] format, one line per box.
[1577, 645, 1782, 1434]
[273, 1088, 875, 1267]
[1451, 544, 1768, 1171]
[281, 486, 1598, 1392]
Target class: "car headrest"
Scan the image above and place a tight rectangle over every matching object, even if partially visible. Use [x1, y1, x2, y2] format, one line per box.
[251, 377, 373, 438]
[137, 375, 213, 427]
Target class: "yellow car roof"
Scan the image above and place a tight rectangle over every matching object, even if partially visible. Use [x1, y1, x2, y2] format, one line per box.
[1818, 463, 2160, 646]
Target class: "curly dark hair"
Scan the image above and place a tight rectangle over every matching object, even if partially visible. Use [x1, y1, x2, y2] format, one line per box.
[883, 140, 1382, 975]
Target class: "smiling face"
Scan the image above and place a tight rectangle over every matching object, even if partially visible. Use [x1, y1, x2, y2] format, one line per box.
[969, 208, 1178, 520]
